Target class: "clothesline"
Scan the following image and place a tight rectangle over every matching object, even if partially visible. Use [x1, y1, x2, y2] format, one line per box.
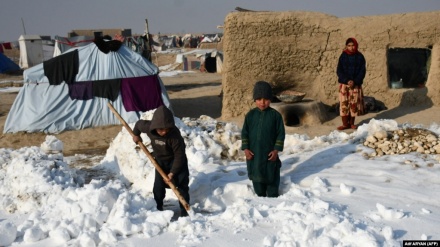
[55, 38, 95, 46]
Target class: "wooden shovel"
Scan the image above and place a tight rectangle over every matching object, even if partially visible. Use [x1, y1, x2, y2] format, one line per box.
[107, 102, 190, 212]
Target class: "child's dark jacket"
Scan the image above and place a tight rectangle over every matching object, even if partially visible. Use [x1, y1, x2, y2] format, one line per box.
[132, 106, 188, 176]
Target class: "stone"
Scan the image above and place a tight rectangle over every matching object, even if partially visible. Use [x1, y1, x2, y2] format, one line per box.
[374, 130, 388, 140]
[366, 135, 377, 143]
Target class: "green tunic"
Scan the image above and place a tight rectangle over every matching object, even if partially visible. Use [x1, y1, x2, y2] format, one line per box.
[241, 107, 285, 183]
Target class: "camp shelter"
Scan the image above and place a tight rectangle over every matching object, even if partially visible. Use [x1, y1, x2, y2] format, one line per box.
[3, 40, 171, 134]
[175, 49, 223, 73]
[53, 35, 94, 57]
[42, 40, 54, 61]
[18, 35, 44, 69]
[201, 50, 223, 73]
[200, 34, 222, 43]
[161, 36, 177, 50]
[0, 52, 20, 73]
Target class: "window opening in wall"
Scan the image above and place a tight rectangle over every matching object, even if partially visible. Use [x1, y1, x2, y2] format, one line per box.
[387, 48, 431, 89]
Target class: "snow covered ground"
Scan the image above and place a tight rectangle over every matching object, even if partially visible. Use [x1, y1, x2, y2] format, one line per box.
[1, 107, 440, 246]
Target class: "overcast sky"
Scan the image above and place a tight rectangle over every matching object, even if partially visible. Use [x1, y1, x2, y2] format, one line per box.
[1, 0, 440, 42]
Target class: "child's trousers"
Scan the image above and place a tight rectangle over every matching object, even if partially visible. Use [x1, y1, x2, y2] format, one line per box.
[153, 160, 190, 211]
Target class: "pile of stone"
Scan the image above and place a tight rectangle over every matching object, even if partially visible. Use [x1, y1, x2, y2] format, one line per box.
[362, 128, 440, 157]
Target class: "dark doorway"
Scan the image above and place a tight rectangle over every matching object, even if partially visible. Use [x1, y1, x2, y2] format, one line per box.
[284, 114, 300, 126]
[204, 56, 217, 73]
[387, 48, 431, 88]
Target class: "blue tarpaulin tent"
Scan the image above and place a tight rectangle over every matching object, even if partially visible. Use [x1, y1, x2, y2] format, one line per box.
[0, 52, 20, 73]
[4, 41, 171, 133]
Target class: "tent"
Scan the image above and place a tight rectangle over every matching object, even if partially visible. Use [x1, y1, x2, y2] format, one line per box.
[18, 35, 44, 69]
[175, 49, 223, 73]
[42, 40, 55, 61]
[161, 36, 177, 50]
[0, 52, 20, 73]
[200, 34, 221, 43]
[4, 40, 171, 133]
[202, 51, 223, 73]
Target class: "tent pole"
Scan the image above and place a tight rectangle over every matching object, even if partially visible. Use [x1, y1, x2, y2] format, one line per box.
[144, 19, 152, 62]
[21, 18, 27, 35]
[107, 102, 190, 212]
[145, 19, 150, 34]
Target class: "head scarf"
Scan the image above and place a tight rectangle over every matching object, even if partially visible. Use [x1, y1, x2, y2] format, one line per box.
[343, 37, 359, 55]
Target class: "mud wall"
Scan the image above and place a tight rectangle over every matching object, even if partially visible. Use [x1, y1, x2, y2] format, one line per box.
[221, 11, 440, 118]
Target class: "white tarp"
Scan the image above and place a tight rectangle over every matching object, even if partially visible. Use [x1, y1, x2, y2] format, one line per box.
[4, 42, 171, 133]
[175, 49, 216, 63]
[42, 44, 54, 61]
[175, 49, 223, 73]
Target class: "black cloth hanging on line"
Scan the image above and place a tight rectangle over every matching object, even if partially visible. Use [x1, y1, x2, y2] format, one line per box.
[92, 78, 121, 101]
[43, 49, 79, 85]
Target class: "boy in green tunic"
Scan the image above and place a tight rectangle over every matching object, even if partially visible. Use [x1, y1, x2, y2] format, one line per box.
[241, 81, 285, 197]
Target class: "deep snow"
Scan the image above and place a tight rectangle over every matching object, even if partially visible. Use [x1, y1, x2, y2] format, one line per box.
[1, 110, 440, 246]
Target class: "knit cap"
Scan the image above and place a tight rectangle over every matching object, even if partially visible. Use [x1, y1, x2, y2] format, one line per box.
[253, 81, 273, 100]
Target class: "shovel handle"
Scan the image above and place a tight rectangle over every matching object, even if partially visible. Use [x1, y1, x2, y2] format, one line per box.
[107, 102, 190, 211]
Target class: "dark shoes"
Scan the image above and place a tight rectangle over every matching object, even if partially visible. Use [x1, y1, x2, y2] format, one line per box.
[337, 125, 350, 130]
[337, 116, 350, 130]
[158, 204, 188, 217]
[338, 124, 357, 130]
[337, 116, 357, 130]
[180, 210, 189, 217]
